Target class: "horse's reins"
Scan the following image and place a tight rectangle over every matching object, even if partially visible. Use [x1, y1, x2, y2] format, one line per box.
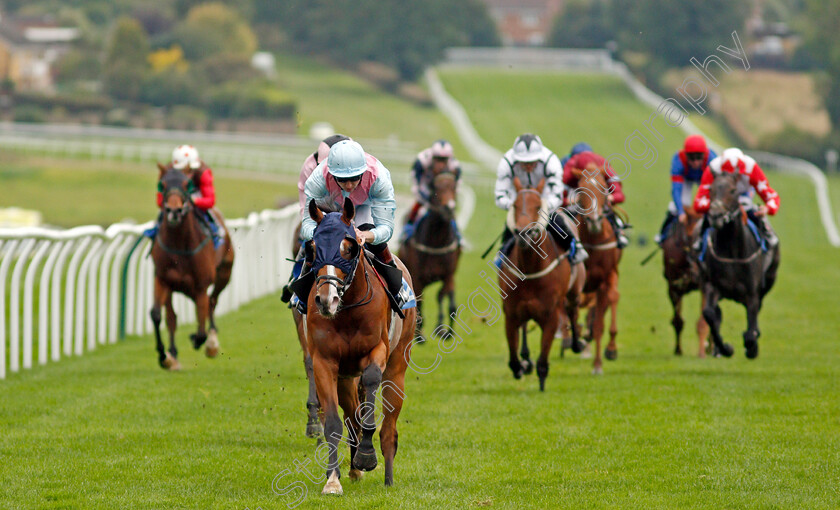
[314, 247, 375, 311]
[508, 189, 566, 280]
[706, 205, 763, 264]
[156, 184, 212, 257]
[582, 206, 619, 251]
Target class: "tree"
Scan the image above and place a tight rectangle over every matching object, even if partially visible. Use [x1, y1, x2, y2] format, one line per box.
[173, 3, 257, 61]
[802, 0, 840, 129]
[548, 0, 613, 49]
[103, 17, 150, 101]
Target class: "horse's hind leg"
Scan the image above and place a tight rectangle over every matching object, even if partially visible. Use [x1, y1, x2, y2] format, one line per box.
[520, 325, 533, 374]
[591, 289, 608, 375]
[743, 295, 761, 359]
[150, 279, 176, 370]
[190, 292, 209, 351]
[380, 350, 409, 486]
[206, 259, 232, 358]
[697, 293, 710, 357]
[702, 285, 733, 357]
[669, 286, 685, 356]
[164, 293, 181, 371]
[295, 311, 321, 439]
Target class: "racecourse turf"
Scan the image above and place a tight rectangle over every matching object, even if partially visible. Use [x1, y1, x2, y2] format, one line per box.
[1, 70, 839, 509]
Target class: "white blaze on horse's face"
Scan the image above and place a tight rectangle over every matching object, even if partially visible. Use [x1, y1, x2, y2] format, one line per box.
[322, 266, 341, 316]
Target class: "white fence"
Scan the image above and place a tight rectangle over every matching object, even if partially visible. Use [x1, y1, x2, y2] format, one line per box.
[0, 206, 300, 380]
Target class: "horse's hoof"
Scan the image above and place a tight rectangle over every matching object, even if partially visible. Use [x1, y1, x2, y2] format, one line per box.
[605, 348, 618, 361]
[538, 377, 546, 392]
[508, 360, 523, 379]
[353, 448, 378, 472]
[348, 469, 364, 481]
[205, 330, 220, 358]
[720, 343, 734, 358]
[580, 344, 593, 359]
[521, 359, 534, 375]
[570, 339, 585, 354]
[321, 474, 343, 496]
[674, 346, 683, 356]
[306, 419, 323, 438]
[190, 333, 207, 350]
[161, 352, 180, 371]
[592, 366, 604, 376]
[745, 341, 759, 359]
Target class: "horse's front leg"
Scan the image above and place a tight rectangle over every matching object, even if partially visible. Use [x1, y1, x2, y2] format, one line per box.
[669, 285, 685, 356]
[604, 271, 620, 361]
[702, 284, 733, 357]
[313, 354, 343, 495]
[743, 294, 761, 359]
[190, 291, 209, 350]
[336, 377, 363, 481]
[164, 292, 181, 371]
[591, 287, 608, 375]
[504, 314, 523, 379]
[697, 292, 711, 357]
[536, 308, 560, 391]
[354, 342, 387, 472]
[150, 278, 175, 369]
[295, 311, 322, 439]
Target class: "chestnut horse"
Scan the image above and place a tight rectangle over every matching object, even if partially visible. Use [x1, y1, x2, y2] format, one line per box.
[305, 198, 416, 494]
[661, 206, 710, 357]
[699, 173, 780, 359]
[150, 165, 234, 370]
[290, 222, 322, 439]
[399, 170, 461, 340]
[500, 178, 575, 391]
[574, 164, 621, 375]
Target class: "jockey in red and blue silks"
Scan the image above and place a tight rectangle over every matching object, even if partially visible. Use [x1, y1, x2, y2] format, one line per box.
[402, 139, 462, 242]
[655, 135, 717, 244]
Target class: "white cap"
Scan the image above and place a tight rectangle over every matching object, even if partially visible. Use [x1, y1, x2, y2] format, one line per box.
[172, 145, 200, 170]
[512, 134, 543, 162]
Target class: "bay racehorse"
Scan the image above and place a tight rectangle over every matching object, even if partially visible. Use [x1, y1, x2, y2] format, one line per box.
[661, 206, 710, 357]
[303, 198, 416, 494]
[150, 164, 235, 370]
[574, 164, 622, 375]
[699, 172, 780, 358]
[500, 177, 577, 391]
[399, 170, 461, 340]
[290, 222, 322, 439]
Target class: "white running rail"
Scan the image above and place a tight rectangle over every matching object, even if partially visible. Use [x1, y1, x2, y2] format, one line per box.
[0, 206, 300, 380]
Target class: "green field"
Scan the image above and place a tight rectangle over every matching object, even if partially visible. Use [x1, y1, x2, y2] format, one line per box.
[2, 70, 839, 509]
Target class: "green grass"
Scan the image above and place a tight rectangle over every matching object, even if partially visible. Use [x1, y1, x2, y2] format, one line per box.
[2, 70, 840, 509]
[0, 154, 296, 228]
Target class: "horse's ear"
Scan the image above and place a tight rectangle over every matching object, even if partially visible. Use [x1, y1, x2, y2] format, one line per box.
[513, 177, 523, 192]
[309, 199, 324, 224]
[571, 167, 584, 179]
[157, 162, 167, 179]
[341, 197, 355, 225]
[537, 178, 546, 193]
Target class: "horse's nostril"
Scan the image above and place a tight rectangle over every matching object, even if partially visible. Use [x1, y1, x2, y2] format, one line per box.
[314, 295, 321, 306]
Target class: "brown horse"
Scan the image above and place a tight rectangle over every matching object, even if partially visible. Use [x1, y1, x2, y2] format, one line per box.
[573, 164, 622, 375]
[500, 177, 573, 391]
[661, 206, 710, 357]
[305, 198, 416, 494]
[399, 171, 461, 340]
[289, 222, 322, 439]
[150, 164, 234, 370]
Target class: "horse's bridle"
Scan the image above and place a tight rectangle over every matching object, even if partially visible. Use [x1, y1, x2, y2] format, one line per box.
[314, 243, 374, 310]
[156, 175, 212, 256]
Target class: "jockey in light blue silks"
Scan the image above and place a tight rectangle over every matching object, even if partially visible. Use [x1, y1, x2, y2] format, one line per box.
[293, 140, 405, 311]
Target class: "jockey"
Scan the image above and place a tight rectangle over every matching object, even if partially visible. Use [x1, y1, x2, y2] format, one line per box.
[495, 133, 588, 265]
[402, 139, 462, 241]
[148, 145, 224, 249]
[655, 135, 717, 244]
[561, 143, 629, 248]
[300, 139, 404, 301]
[693, 147, 780, 250]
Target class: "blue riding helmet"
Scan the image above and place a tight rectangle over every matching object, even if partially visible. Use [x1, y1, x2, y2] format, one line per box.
[570, 142, 593, 157]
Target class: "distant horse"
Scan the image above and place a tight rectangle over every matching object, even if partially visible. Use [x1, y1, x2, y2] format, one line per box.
[661, 207, 710, 357]
[150, 165, 235, 370]
[699, 173, 780, 359]
[399, 170, 461, 340]
[304, 198, 416, 494]
[500, 177, 575, 391]
[574, 164, 622, 375]
[290, 222, 322, 439]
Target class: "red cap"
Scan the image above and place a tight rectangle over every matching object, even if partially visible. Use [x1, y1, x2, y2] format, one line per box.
[684, 135, 707, 154]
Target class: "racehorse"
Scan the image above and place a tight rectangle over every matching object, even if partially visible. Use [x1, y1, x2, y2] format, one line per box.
[290, 222, 322, 439]
[399, 170, 461, 340]
[303, 198, 417, 494]
[574, 164, 622, 375]
[150, 164, 235, 370]
[699, 172, 780, 359]
[500, 177, 575, 391]
[661, 207, 710, 357]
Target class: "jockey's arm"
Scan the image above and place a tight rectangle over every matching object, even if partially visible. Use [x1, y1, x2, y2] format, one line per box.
[494, 157, 515, 210]
[156, 192, 163, 208]
[543, 154, 564, 212]
[670, 153, 685, 212]
[367, 162, 397, 244]
[298, 153, 317, 219]
[747, 161, 779, 215]
[692, 167, 715, 214]
[562, 156, 579, 188]
[300, 166, 329, 242]
[608, 178, 625, 205]
[192, 168, 215, 210]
